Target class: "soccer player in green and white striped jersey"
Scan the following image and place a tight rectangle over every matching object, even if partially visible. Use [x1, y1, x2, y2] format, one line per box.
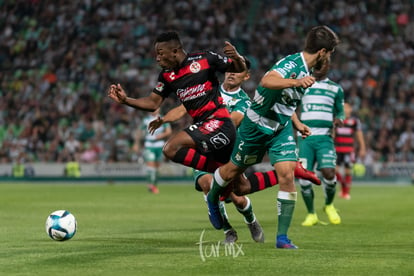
[135, 108, 172, 194]
[297, 59, 345, 226]
[207, 25, 340, 249]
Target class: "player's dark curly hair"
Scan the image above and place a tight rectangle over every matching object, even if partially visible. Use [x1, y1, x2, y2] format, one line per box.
[155, 31, 182, 46]
[304, 25, 340, 53]
[243, 56, 251, 70]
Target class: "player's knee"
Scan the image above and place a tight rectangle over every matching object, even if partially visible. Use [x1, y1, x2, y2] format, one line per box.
[198, 175, 212, 194]
[298, 178, 312, 187]
[277, 171, 294, 185]
[233, 183, 250, 196]
[162, 142, 177, 159]
[219, 163, 243, 182]
[321, 168, 336, 180]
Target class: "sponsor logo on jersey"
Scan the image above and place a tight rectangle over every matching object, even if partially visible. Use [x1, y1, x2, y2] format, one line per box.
[243, 155, 257, 165]
[177, 83, 210, 102]
[280, 150, 296, 156]
[168, 71, 176, 81]
[201, 141, 209, 152]
[303, 104, 332, 112]
[155, 82, 165, 92]
[187, 55, 202, 61]
[210, 133, 230, 149]
[190, 61, 201, 73]
[203, 119, 221, 132]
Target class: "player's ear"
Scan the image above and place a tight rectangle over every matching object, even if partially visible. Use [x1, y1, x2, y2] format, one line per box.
[244, 72, 251, 81]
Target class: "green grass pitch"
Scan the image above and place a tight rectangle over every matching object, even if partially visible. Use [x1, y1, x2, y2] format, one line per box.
[0, 182, 413, 276]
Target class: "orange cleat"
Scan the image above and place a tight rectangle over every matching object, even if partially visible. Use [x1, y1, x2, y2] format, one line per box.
[147, 184, 160, 194]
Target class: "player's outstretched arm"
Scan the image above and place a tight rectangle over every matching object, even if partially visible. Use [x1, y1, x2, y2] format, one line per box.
[148, 104, 187, 134]
[260, 71, 315, 90]
[292, 113, 311, 139]
[107, 83, 163, 112]
[356, 129, 366, 160]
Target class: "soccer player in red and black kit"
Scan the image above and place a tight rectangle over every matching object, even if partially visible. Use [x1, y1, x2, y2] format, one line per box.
[108, 31, 245, 173]
[335, 103, 366, 199]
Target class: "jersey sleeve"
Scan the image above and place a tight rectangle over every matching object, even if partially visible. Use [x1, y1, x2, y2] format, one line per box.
[273, 57, 296, 78]
[232, 92, 251, 114]
[205, 50, 232, 73]
[355, 118, 363, 131]
[152, 72, 171, 98]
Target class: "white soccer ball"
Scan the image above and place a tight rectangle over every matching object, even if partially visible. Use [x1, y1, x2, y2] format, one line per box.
[45, 210, 77, 241]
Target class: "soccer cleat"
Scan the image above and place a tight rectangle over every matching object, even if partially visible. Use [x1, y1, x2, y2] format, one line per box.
[324, 204, 341, 224]
[339, 192, 351, 200]
[206, 194, 224, 229]
[246, 219, 265, 243]
[294, 161, 321, 185]
[301, 213, 319, 226]
[147, 184, 159, 194]
[224, 228, 238, 244]
[276, 235, 298, 249]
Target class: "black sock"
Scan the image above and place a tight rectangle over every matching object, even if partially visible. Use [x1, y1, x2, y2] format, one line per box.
[171, 148, 222, 173]
[247, 170, 278, 194]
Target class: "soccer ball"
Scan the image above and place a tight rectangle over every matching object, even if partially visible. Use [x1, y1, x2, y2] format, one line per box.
[45, 210, 77, 241]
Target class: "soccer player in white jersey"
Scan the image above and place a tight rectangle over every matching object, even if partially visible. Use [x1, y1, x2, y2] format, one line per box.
[297, 59, 345, 226]
[207, 25, 340, 249]
[135, 108, 172, 193]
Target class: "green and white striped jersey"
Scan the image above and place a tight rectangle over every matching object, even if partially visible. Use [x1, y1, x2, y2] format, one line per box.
[299, 78, 345, 136]
[246, 52, 310, 135]
[219, 84, 251, 115]
[141, 114, 171, 148]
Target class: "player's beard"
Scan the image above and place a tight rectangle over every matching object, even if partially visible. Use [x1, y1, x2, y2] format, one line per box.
[314, 55, 330, 71]
[314, 58, 324, 71]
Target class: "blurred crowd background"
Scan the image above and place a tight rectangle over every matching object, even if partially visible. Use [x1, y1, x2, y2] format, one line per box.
[1, 0, 413, 177]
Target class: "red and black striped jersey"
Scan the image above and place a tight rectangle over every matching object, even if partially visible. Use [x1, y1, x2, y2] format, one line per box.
[153, 51, 232, 123]
[335, 117, 362, 153]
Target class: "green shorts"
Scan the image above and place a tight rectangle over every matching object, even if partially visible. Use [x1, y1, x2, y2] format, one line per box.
[298, 135, 336, 170]
[230, 118, 298, 168]
[143, 147, 164, 162]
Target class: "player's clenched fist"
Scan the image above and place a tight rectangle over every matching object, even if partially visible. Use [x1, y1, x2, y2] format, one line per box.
[295, 76, 316, 89]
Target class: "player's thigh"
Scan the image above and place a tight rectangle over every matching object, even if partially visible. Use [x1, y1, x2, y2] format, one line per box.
[316, 137, 337, 170]
[298, 137, 316, 170]
[163, 130, 196, 154]
[268, 124, 297, 165]
[185, 118, 236, 164]
[229, 122, 267, 168]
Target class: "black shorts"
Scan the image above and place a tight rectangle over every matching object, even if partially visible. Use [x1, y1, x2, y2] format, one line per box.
[184, 117, 236, 164]
[336, 152, 355, 168]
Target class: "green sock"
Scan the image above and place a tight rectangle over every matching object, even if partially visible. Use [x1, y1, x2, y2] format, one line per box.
[237, 197, 255, 224]
[323, 177, 336, 205]
[300, 184, 315, 213]
[219, 201, 233, 231]
[207, 169, 228, 204]
[277, 191, 297, 236]
[147, 168, 157, 186]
